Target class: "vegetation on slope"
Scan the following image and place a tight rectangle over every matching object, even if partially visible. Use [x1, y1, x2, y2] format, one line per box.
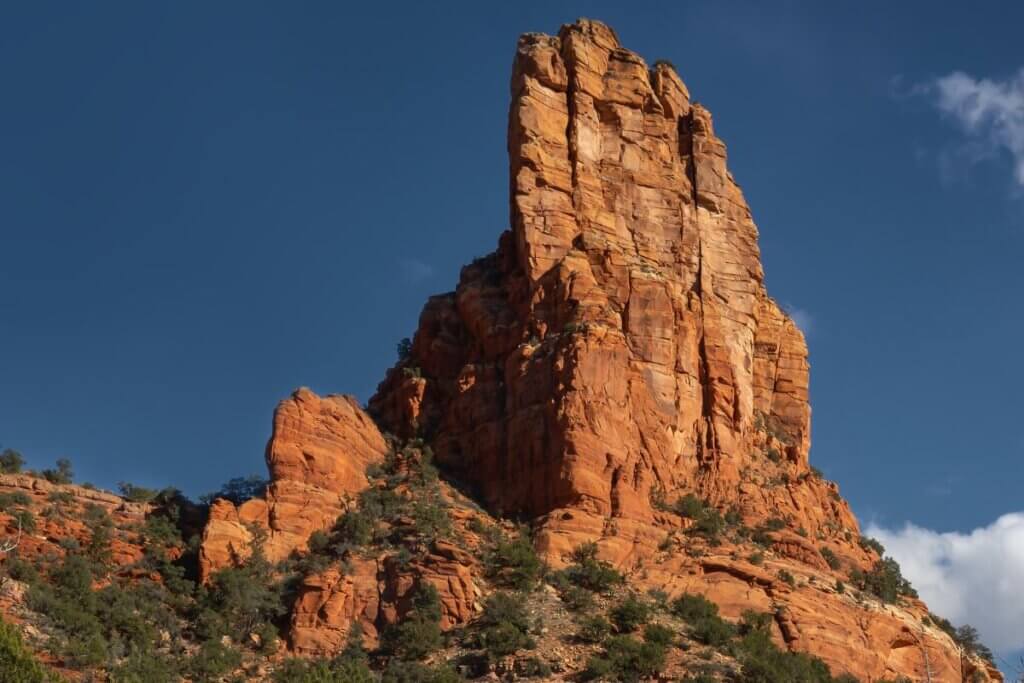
[0, 446, 1001, 682]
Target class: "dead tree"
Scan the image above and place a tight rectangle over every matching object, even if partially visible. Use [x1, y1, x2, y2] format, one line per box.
[904, 622, 935, 683]
[0, 517, 22, 553]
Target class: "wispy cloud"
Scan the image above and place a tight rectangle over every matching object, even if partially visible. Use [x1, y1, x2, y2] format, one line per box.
[398, 258, 434, 283]
[782, 302, 814, 337]
[917, 68, 1024, 188]
[866, 512, 1024, 655]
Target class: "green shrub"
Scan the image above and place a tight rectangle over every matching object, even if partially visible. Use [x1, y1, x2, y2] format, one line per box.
[200, 474, 267, 506]
[0, 619, 53, 682]
[5, 509, 34, 535]
[86, 520, 113, 566]
[396, 338, 413, 361]
[306, 529, 331, 555]
[581, 655, 613, 681]
[748, 551, 765, 565]
[577, 615, 612, 644]
[610, 595, 651, 633]
[778, 569, 796, 587]
[382, 584, 443, 661]
[0, 449, 25, 475]
[485, 532, 543, 591]
[849, 558, 915, 603]
[40, 459, 73, 485]
[3, 557, 38, 584]
[478, 621, 530, 659]
[27, 568, 107, 667]
[646, 588, 669, 608]
[670, 593, 734, 648]
[739, 610, 773, 635]
[110, 646, 180, 683]
[752, 528, 774, 547]
[674, 494, 705, 518]
[642, 623, 674, 647]
[0, 492, 31, 510]
[583, 635, 666, 682]
[858, 536, 884, 555]
[559, 584, 595, 612]
[358, 486, 405, 520]
[117, 482, 159, 503]
[820, 547, 840, 570]
[196, 545, 286, 642]
[188, 640, 241, 679]
[516, 655, 551, 678]
[82, 503, 110, 527]
[476, 591, 533, 659]
[732, 626, 842, 682]
[334, 508, 374, 547]
[27, 559, 189, 671]
[725, 506, 743, 526]
[274, 656, 375, 683]
[565, 543, 623, 593]
[692, 507, 726, 543]
[692, 613, 736, 647]
[670, 593, 719, 623]
[382, 659, 463, 683]
[950, 624, 994, 663]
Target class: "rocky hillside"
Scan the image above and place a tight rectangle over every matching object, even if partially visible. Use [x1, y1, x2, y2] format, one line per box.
[0, 18, 1004, 683]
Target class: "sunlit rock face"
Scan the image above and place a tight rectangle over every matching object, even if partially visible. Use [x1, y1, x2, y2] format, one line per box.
[189, 19, 1002, 681]
[369, 19, 1002, 681]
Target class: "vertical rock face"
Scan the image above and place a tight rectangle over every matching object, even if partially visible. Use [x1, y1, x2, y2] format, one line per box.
[369, 20, 999, 681]
[189, 19, 999, 681]
[198, 388, 389, 580]
[371, 18, 829, 556]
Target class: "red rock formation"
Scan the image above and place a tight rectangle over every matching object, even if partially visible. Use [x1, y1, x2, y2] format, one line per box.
[186, 19, 1000, 681]
[198, 388, 389, 580]
[0, 474, 147, 569]
[369, 19, 1000, 682]
[290, 537, 481, 656]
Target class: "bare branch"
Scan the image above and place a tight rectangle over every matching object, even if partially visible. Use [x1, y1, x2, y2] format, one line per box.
[0, 517, 22, 553]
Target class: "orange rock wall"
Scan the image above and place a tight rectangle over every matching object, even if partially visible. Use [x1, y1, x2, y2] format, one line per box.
[369, 19, 1000, 682]
[198, 388, 389, 581]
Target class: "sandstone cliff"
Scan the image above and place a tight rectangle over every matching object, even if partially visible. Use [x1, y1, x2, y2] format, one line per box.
[364, 19, 1000, 682]
[2, 17, 997, 683]
[198, 388, 390, 581]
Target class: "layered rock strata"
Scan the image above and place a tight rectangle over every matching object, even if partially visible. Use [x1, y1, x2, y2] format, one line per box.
[192, 19, 1002, 681]
[198, 388, 389, 580]
[368, 19, 1000, 681]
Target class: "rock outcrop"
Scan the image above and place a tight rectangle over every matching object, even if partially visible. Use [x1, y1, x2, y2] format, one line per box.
[198, 388, 389, 580]
[368, 19, 1000, 682]
[0, 474, 148, 570]
[371, 18, 828, 543]
[289, 536, 480, 657]
[185, 19, 1001, 681]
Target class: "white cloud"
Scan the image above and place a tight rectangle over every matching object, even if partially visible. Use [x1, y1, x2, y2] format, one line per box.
[925, 68, 1024, 187]
[398, 258, 434, 283]
[866, 512, 1024, 654]
[782, 302, 814, 336]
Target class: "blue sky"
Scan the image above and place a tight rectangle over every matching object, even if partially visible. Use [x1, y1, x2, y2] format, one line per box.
[2, 1, 1022, 666]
